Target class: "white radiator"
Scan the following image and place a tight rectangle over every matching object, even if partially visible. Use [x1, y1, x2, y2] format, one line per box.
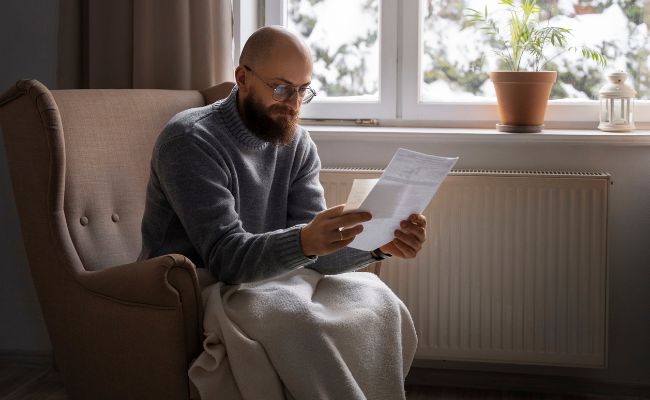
[320, 168, 609, 368]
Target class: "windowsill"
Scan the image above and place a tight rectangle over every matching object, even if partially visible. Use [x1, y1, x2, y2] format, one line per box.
[305, 125, 650, 146]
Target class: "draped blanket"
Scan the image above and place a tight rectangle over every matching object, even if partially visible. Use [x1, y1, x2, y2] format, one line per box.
[189, 268, 417, 400]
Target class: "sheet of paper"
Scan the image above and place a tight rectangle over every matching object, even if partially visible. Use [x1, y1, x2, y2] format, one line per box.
[344, 148, 459, 251]
[343, 179, 378, 213]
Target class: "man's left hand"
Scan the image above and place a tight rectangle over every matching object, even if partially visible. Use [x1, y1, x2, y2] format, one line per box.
[379, 214, 427, 259]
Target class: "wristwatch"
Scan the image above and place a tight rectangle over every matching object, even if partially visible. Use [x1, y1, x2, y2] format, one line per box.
[370, 247, 392, 261]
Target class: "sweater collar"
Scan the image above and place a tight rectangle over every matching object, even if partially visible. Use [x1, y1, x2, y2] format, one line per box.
[216, 86, 270, 150]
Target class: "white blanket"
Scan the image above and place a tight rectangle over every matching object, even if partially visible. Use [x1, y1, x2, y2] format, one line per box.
[188, 268, 417, 400]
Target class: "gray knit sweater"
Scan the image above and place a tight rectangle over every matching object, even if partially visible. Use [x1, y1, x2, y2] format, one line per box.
[138, 87, 375, 283]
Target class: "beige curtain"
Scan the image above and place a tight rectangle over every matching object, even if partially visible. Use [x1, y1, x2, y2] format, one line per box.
[58, 0, 233, 90]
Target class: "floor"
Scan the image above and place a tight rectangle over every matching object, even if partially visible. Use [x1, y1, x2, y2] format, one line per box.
[0, 365, 647, 400]
[1, 366, 65, 400]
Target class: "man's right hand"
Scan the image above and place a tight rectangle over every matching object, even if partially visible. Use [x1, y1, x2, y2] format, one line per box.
[300, 205, 372, 257]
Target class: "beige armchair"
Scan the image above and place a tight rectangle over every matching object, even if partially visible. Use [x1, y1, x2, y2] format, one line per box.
[0, 79, 234, 400]
[0, 79, 381, 400]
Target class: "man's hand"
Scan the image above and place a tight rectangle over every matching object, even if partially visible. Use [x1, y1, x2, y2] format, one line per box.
[301, 205, 372, 257]
[379, 214, 427, 259]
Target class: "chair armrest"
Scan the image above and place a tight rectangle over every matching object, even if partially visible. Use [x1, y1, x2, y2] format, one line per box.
[75, 253, 199, 308]
[62, 254, 203, 399]
[200, 81, 235, 104]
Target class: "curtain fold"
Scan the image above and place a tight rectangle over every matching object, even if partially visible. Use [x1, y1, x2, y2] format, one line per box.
[58, 0, 233, 90]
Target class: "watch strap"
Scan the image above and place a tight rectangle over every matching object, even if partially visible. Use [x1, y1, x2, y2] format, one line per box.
[370, 247, 392, 260]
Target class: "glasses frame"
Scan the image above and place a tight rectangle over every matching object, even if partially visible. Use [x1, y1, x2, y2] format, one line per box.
[244, 65, 316, 104]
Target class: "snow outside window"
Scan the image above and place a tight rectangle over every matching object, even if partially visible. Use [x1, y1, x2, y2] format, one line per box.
[265, 0, 649, 125]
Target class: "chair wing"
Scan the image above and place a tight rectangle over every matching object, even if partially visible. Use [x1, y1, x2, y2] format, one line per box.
[0, 79, 231, 400]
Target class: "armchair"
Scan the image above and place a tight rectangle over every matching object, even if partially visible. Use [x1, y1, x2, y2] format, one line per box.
[0, 79, 380, 399]
[0, 80, 232, 399]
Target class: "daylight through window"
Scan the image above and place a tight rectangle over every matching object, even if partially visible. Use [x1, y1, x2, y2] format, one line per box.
[420, 0, 649, 102]
[266, 0, 649, 122]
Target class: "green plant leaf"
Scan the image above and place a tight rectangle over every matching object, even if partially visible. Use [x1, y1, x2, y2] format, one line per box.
[464, 0, 607, 71]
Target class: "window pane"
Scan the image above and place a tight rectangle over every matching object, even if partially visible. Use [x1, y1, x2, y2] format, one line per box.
[420, 0, 650, 101]
[287, 0, 380, 101]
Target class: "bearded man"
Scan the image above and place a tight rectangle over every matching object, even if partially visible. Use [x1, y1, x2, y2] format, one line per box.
[139, 25, 427, 285]
[138, 25, 429, 399]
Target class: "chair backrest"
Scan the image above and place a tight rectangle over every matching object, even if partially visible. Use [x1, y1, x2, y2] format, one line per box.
[0, 79, 233, 272]
[54, 88, 205, 270]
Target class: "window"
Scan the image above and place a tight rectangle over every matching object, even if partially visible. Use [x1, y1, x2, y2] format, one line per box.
[264, 0, 649, 125]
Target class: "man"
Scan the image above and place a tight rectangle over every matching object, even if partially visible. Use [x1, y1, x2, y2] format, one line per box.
[139, 25, 427, 284]
[140, 25, 425, 399]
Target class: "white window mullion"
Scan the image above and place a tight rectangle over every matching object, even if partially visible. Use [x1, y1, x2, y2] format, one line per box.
[399, 0, 420, 122]
[265, 0, 287, 27]
[234, 0, 263, 61]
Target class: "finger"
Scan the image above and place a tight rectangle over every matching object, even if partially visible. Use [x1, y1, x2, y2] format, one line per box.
[393, 237, 417, 258]
[329, 224, 364, 244]
[329, 211, 372, 229]
[320, 204, 347, 219]
[400, 220, 426, 242]
[410, 214, 427, 228]
[395, 229, 422, 252]
[393, 238, 416, 258]
[339, 224, 364, 241]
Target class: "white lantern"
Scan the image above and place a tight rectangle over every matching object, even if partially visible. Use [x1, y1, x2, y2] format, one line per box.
[598, 71, 636, 132]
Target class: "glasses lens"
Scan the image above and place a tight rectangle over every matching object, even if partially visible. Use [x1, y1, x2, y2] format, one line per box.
[273, 85, 293, 101]
[272, 85, 316, 104]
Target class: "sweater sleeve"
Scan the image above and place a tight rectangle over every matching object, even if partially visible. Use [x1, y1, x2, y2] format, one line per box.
[287, 134, 376, 274]
[155, 133, 315, 284]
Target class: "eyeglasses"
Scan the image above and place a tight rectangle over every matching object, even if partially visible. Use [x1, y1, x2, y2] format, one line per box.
[244, 65, 316, 104]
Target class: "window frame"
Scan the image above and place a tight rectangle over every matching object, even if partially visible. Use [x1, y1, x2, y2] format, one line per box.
[263, 0, 650, 126]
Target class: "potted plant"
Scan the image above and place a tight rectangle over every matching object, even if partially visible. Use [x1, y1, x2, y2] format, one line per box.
[465, 0, 607, 132]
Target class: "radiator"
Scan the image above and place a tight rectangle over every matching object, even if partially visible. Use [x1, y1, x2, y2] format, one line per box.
[320, 168, 609, 368]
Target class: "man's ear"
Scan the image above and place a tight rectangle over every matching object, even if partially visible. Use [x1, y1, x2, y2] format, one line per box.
[234, 66, 247, 92]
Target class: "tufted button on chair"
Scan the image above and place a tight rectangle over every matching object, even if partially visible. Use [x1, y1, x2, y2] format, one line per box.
[0, 79, 233, 400]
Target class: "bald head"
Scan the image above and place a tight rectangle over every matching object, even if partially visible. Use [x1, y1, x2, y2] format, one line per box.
[239, 26, 312, 69]
[234, 26, 313, 145]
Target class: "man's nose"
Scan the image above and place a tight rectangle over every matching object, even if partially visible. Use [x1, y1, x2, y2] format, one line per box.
[281, 90, 301, 110]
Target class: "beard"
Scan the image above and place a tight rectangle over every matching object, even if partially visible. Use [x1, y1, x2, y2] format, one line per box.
[241, 90, 299, 146]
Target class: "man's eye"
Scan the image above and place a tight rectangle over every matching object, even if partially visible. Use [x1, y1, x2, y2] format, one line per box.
[275, 85, 291, 95]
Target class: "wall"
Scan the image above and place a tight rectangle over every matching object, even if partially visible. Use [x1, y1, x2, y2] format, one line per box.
[0, 0, 59, 355]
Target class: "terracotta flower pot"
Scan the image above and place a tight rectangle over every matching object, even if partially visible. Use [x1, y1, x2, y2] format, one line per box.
[490, 71, 557, 132]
